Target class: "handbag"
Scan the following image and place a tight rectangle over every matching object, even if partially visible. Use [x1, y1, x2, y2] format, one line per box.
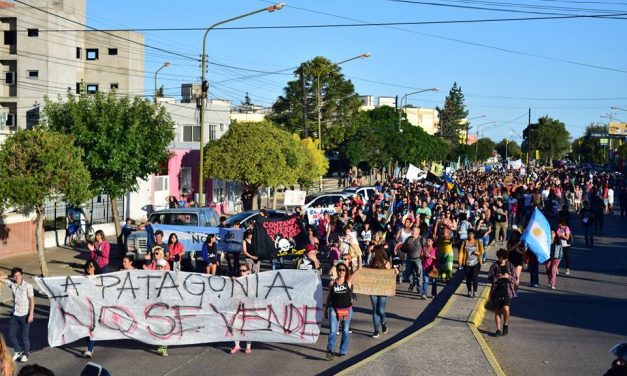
[428, 266, 439, 278]
[335, 307, 351, 321]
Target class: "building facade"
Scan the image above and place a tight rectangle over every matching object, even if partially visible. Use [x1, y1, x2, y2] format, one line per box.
[0, 0, 143, 142]
[359, 95, 440, 135]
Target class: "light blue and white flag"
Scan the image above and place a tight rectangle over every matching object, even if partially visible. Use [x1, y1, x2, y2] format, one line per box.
[152, 224, 219, 253]
[520, 208, 551, 263]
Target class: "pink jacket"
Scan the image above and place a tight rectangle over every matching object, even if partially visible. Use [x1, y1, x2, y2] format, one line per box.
[90, 240, 110, 269]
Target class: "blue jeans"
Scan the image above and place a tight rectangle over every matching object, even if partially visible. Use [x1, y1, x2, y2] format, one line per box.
[369, 296, 387, 333]
[422, 270, 437, 296]
[86, 339, 96, 352]
[327, 307, 352, 355]
[9, 315, 30, 355]
[271, 257, 284, 270]
[529, 262, 539, 286]
[481, 236, 490, 262]
[583, 224, 594, 247]
[404, 259, 422, 291]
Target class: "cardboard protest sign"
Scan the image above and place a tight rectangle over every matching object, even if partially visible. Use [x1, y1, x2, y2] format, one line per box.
[352, 268, 397, 296]
[36, 270, 322, 347]
[305, 207, 337, 225]
[253, 214, 309, 259]
[151, 224, 219, 253]
[283, 190, 307, 206]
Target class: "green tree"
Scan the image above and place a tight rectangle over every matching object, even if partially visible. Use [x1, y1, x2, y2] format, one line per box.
[571, 123, 607, 164]
[0, 129, 91, 276]
[523, 116, 570, 164]
[475, 138, 496, 161]
[271, 56, 363, 150]
[436, 82, 469, 144]
[42, 92, 175, 237]
[496, 139, 522, 160]
[293, 136, 329, 189]
[204, 120, 323, 194]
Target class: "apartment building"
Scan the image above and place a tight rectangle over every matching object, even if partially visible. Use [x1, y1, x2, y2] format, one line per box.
[0, 0, 143, 141]
[359, 95, 440, 135]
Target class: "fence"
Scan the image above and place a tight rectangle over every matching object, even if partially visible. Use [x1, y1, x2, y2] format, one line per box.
[44, 195, 125, 231]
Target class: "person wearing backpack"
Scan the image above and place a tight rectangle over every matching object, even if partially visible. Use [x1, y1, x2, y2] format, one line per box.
[488, 248, 517, 336]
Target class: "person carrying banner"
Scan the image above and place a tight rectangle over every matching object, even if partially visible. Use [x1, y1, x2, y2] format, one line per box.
[154, 258, 170, 356]
[143, 246, 170, 271]
[488, 248, 517, 336]
[0, 267, 34, 363]
[368, 245, 397, 338]
[325, 259, 361, 360]
[242, 229, 260, 274]
[231, 264, 254, 354]
[82, 260, 100, 358]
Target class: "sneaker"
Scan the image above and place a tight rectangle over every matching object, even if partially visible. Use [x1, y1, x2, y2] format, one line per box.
[503, 325, 509, 336]
[12, 352, 22, 361]
[157, 346, 168, 357]
[467, 291, 472, 298]
[326, 351, 335, 361]
[550, 286, 556, 290]
[372, 332, 380, 338]
[83, 351, 92, 358]
[230, 346, 241, 354]
[382, 324, 388, 334]
[18, 354, 28, 363]
[472, 291, 478, 298]
[494, 330, 502, 337]
[565, 269, 570, 275]
[532, 283, 540, 288]
[421, 294, 427, 300]
[245, 347, 252, 354]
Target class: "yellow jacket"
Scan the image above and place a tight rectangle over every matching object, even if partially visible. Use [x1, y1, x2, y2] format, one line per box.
[459, 239, 484, 266]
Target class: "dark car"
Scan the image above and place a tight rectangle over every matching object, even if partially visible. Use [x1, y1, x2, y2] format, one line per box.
[224, 210, 289, 229]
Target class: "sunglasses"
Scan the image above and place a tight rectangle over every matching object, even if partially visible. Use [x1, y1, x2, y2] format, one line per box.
[239, 269, 249, 272]
[337, 268, 347, 272]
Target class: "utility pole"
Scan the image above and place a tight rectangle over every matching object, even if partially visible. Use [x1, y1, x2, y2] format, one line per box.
[527, 108, 531, 164]
[301, 63, 308, 138]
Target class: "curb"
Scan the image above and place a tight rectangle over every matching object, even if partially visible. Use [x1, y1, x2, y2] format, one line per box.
[467, 285, 506, 376]
[337, 274, 463, 376]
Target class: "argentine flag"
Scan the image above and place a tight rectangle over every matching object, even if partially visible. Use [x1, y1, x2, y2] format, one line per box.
[521, 208, 551, 263]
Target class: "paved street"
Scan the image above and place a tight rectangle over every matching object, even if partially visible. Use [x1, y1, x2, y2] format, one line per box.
[479, 212, 627, 375]
[0, 243, 458, 376]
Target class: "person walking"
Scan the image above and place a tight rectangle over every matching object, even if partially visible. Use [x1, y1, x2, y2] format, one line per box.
[82, 260, 100, 358]
[579, 201, 595, 248]
[0, 268, 34, 363]
[506, 231, 525, 294]
[546, 230, 563, 290]
[459, 229, 484, 297]
[403, 226, 423, 295]
[324, 260, 360, 360]
[420, 237, 438, 298]
[488, 249, 517, 336]
[368, 245, 396, 338]
[437, 228, 454, 282]
[88, 230, 110, 273]
[556, 218, 572, 275]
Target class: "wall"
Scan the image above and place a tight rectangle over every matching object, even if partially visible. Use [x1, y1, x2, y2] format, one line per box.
[0, 212, 35, 258]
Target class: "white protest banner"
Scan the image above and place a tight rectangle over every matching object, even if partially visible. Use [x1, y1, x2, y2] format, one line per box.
[284, 190, 306, 206]
[405, 164, 425, 182]
[305, 207, 337, 225]
[36, 270, 322, 347]
[520, 167, 527, 176]
[508, 159, 523, 170]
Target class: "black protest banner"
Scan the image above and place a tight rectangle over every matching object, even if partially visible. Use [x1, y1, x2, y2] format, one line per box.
[253, 214, 309, 259]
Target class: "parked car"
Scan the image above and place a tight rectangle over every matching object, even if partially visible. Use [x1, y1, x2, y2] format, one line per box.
[302, 192, 350, 210]
[223, 209, 289, 229]
[342, 186, 376, 202]
[126, 207, 220, 258]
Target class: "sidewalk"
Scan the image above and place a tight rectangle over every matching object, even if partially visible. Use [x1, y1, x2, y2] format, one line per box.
[341, 261, 501, 376]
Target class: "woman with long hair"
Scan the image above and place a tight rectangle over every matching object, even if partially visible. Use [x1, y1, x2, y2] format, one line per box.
[1, 334, 15, 376]
[167, 233, 184, 271]
[242, 230, 260, 273]
[201, 234, 219, 275]
[88, 230, 110, 273]
[368, 245, 397, 338]
[507, 230, 525, 294]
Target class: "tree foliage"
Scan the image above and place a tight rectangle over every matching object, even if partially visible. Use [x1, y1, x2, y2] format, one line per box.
[42, 92, 175, 236]
[570, 123, 607, 165]
[0, 129, 91, 276]
[204, 120, 328, 190]
[496, 139, 522, 160]
[341, 106, 448, 168]
[522, 116, 570, 163]
[271, 56, 363, 150]
[436, 82, 469, 143]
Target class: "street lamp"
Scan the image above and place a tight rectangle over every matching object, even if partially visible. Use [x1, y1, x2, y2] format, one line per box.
[154, 62, 170, 104]
[475, 121, 496, 161]
[611, 106, 627, 112]
[197, 3, 284, 207]
[397, 88, 439, 130]
[463, 115, 486, 144]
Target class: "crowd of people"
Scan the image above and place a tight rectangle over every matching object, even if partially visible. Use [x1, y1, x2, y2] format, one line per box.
[1, 163, 625, 373]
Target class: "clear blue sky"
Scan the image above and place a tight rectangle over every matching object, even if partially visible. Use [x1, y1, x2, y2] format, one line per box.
[86, 0, 627, 142]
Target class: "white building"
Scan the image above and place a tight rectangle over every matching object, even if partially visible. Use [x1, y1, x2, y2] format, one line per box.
[0, 0, 144, 142]
[359, 95, 440, 135]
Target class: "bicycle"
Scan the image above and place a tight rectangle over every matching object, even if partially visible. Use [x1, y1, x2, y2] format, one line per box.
[71, 210, 95, 248]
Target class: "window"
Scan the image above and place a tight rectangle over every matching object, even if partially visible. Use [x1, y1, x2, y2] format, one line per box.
[219, 123, 224, 132]
[3, 30, 16, 45]
[76, 47, 81, 59]
[108, 48, 118, 55]
[183, 125, 201, 142]
[110, 83, 119, 90]
[27, 28, 39, 37]
[86, 48, 98, 60]
[27, 70, 39, 79]
[86, 84, 98, 94]
[5, 72, 16, 85]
